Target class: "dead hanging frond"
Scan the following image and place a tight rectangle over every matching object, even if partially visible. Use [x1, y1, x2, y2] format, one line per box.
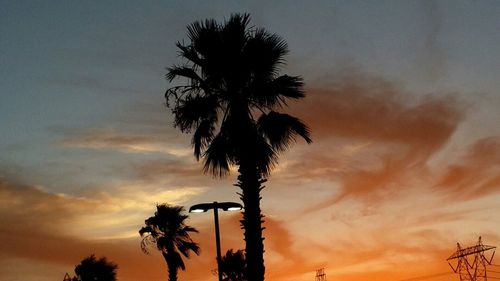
[140, 234, 158, 254]
[164, 85, 201, 109]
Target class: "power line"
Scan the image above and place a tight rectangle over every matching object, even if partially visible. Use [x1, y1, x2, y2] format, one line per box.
[398, 271, 453, 281]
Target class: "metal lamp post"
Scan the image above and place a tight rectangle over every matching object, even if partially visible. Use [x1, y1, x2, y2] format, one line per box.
[189, 201, 243, 281]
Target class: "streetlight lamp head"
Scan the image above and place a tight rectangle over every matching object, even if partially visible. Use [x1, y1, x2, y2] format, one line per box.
[189, 203, 212, 213]
[219, 202, 243, 211]
[189, 202, 243, 213]
[189, 208, 206, 213]
[226, 206, 243, 211]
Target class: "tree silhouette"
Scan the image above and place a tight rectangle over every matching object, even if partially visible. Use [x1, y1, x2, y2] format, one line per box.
[165, 13, 311, 281]
[220, 249, 247, 281]
[73, 255, 117, 281]
[139, 204, 200, 281]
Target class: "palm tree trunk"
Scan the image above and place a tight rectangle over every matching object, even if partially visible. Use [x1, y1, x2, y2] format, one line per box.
[237, 162, 265, 281]
[163, 252, 178, 281]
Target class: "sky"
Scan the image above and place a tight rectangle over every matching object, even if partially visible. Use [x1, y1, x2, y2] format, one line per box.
[1, 1, 500, 281]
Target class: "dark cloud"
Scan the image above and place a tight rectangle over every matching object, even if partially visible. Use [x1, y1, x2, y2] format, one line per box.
[294, 74, 463, 152]
[278, 71, 466, 211]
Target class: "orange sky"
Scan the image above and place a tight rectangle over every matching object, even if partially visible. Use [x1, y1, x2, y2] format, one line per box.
[1, 2, 500, 281]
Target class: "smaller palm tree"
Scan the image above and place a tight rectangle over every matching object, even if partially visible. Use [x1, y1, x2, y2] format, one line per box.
[220, 249, 247, 281]
[139, 204, 200, 281]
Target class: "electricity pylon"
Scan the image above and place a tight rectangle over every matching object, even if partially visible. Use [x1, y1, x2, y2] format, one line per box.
[447, 236, 496, 281]
[316, 268, 327, 281]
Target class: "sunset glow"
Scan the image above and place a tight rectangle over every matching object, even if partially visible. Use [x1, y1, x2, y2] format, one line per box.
[1, 1, 499, 281]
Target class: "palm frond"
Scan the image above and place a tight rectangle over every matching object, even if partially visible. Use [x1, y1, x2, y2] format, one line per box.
[249, 75, 304, 109]
[172, 94, 218, 133]
[166, 65, 202, 83]
[187, 19, 219, 48]
[203, 133, 232, 177]
[176, 240, 201, 257]
[182, 226, 199, 233]
[258, 111, 312, 152]
[222, 13, 250, 52]
[162, 251, 186, 271]
[140, 235, 156, 254]
[192, 118, 216, 160]
[270, 75, 304, 99]
[250, 134, 278, 176]
[173, 252, 186, 271]
[187, 19, 221, 60]
[244, 27, 288, 78]
[175, 42, 203, 67]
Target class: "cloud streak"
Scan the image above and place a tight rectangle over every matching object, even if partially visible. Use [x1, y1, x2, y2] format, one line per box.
[434, 136, 500, 199]
[58, 127, 191, 156]
[277, 71, 466, 213]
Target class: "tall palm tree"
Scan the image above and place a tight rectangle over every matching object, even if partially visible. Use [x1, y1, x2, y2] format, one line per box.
[139, 204, 200, 281]
[164, 14, 311, 281]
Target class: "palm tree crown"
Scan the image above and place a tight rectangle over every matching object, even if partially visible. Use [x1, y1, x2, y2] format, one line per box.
[165, 13, 311, 281]
[220, 249, 247, 281]
[139, 204, 200, 281]
[165, 13, 311, 176]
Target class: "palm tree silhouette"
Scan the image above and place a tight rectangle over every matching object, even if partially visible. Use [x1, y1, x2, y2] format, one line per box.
[165, 13, 311, 281]
[74, 255, 117, 281]
[220, 249, 247, 281]
[139, 204, 200, 281]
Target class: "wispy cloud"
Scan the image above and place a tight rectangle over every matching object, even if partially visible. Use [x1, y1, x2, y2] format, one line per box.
[294, 73, 463, 151]
[0, 177, 205, 240]
[134, 158, 205, 181]
[433, 136, 500, 199]
[275, 71, 466, 211]
[58, 127, 191, 156]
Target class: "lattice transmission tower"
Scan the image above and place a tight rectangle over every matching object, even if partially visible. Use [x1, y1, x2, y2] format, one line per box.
[447, 236, 496, 281]
[315, 268, 327, 281]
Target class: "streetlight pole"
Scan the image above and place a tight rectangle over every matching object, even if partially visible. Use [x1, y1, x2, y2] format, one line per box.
[189, 201, 243, 281]
[212, 204, 223, 281]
